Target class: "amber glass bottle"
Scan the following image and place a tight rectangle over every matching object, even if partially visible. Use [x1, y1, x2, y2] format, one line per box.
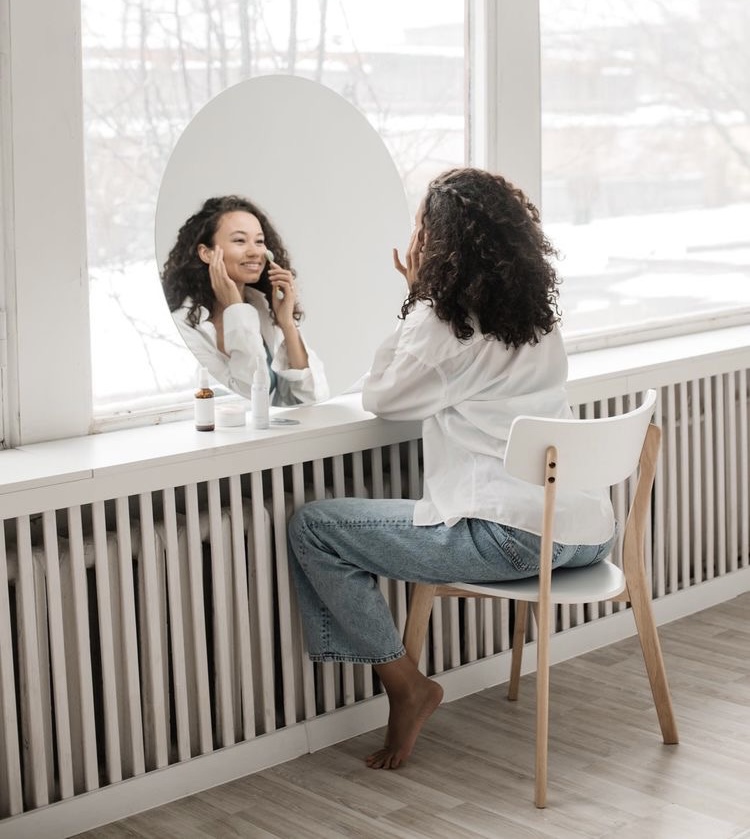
[194, 367, 215, 431]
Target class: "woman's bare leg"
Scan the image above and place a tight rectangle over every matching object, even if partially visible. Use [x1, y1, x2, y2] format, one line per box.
[366, 654, 443, 769]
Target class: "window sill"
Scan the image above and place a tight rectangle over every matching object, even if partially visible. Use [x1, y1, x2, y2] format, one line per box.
[4, 322, 750, 498]
[567, 321, 750, 402]
[563, 306, 750, 355]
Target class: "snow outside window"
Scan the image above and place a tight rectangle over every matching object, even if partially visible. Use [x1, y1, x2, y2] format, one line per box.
[541, 0, 750, 349]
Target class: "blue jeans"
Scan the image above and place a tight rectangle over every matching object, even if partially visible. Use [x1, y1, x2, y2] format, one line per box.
[287, 498, 616, 665]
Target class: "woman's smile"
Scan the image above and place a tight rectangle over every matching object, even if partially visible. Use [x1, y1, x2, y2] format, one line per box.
[239, 259, 263, 272]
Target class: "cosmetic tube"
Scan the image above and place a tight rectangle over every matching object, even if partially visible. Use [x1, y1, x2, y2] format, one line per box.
[251, 364, 270, 430]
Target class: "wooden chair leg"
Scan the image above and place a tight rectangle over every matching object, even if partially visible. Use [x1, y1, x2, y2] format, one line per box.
[507, 600, 527, 701]
[525, 599, 550, 806]
[403, 584, 437, 665]
[534, 447, 556, 809]
[626, 577, 679, 744]
[534, 601, 551, 809]
[619, 422, 677, 744]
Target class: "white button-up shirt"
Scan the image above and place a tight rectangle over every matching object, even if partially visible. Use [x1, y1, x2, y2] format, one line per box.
[362, 302, 615, 544]
[173, 287, 329, 406]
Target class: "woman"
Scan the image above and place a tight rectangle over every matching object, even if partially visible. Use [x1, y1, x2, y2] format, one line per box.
[287, 168, 616, 770]
[162, 195, 329, 404]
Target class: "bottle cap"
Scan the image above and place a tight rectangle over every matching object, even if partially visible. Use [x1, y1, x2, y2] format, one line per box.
[198, 367, 210, 388]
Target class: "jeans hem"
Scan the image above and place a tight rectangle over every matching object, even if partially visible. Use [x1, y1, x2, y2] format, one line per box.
[307, 645, 406, 665]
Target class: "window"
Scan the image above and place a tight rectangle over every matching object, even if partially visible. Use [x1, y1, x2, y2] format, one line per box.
[5, 0, 750, 444]
[540, 0, 750, 349]
[80, 0, 466, 417]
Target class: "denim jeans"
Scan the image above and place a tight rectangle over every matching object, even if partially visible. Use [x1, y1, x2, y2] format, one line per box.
[287, 498, 616, 665]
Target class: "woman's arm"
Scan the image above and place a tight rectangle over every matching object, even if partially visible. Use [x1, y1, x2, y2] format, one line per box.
[221, 304, 268, 396]
[268, 261, 309, 369]
[278, 323, 309, 370]
[362, 318, 448, 421]
[271, 335, 329, 405]
[265, 261, 329, 404]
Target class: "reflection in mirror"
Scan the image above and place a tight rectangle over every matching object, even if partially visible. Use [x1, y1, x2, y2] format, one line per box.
[161, 195, 328, 405]
[155, 75, 411, 401]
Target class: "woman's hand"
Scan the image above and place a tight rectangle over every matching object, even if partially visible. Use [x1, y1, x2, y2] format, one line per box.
[269, 261, 309, 369]
[208, 246, 243, 309]
[269, 261, 297, 325]
[393, 227, 422, 289]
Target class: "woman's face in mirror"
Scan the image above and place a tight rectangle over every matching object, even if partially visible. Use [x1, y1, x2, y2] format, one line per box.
[198, 211, 268, 287]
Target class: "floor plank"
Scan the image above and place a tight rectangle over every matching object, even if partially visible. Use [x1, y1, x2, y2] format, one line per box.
[73, 592, 750, 839]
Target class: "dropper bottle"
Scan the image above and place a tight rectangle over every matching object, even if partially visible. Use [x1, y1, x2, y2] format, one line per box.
[194, 367, 215, 431]
[251, 363, 270, 430]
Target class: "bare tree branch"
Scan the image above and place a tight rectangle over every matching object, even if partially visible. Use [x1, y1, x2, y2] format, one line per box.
[287, 0, 298, 72]
[315, 0, 328, 83]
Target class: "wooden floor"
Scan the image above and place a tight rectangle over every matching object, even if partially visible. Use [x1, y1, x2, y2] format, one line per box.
[74, 592, 750, 839]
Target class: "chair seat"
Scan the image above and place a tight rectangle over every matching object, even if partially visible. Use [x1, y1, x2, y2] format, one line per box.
[447, 558, 626, 605]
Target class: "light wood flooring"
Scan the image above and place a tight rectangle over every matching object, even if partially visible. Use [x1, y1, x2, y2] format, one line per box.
[74, 592, 750, 839]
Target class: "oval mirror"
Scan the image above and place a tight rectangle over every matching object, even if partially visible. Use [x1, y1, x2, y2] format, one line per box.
[155, 75, 411, 401]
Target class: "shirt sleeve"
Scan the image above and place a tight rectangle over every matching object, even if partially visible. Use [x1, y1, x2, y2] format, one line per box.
[175, 300, 330, 405]
[362, 320, 449, 421]
[219, 303, 267, 398]
[271, 331, 330, 406]
[173, 303, 264, 400]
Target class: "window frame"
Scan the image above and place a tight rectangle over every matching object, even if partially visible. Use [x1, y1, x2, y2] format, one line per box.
[2, 0, 749, 445]
[2, 0, 92, 446]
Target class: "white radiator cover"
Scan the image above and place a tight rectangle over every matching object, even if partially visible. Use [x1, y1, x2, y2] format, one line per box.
[2, 343, 750, 837]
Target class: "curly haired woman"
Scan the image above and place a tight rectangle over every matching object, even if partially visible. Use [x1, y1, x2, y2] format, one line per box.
[162, 195, 328, 404]
[287, 168, 616, 769]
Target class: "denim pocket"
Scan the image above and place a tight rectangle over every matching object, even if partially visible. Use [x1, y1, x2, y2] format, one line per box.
[501, 525, 544, 574]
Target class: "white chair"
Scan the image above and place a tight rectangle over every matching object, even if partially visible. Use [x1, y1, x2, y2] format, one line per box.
[402, 388, 678, 808]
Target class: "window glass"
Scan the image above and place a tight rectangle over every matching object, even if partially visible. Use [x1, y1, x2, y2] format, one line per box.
[540, 0, 750, 345]
[81, 0, 465, 414]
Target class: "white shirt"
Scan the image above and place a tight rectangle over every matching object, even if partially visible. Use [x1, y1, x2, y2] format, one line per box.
[173, 287, 329, 406]
[362, 302, 615, 544]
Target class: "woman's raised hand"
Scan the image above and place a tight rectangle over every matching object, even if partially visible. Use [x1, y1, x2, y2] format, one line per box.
[269, 261, 296, 324]
[208, 246, 243, 309]
[393, 227, 422, 289]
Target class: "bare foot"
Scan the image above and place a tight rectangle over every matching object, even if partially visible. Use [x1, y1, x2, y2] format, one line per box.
[365, 677, 443, 769]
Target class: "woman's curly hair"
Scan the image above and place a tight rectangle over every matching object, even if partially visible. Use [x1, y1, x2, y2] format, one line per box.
[161, 195, 302, 327]
[401, 168, 560, 348]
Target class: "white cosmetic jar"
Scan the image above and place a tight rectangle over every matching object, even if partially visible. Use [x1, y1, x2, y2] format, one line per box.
[216, 404, 247, 428]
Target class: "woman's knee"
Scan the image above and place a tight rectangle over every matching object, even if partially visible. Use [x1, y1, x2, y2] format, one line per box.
[288, 499, 343, 551]
[290, 499, 336, 530]
[288, 503, 314, 546]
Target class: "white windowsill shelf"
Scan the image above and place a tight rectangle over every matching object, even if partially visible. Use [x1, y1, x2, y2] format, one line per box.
[3, 323, 750, 497]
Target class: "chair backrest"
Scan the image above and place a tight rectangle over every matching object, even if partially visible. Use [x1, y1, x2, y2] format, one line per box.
[504, 389, 657, 491]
